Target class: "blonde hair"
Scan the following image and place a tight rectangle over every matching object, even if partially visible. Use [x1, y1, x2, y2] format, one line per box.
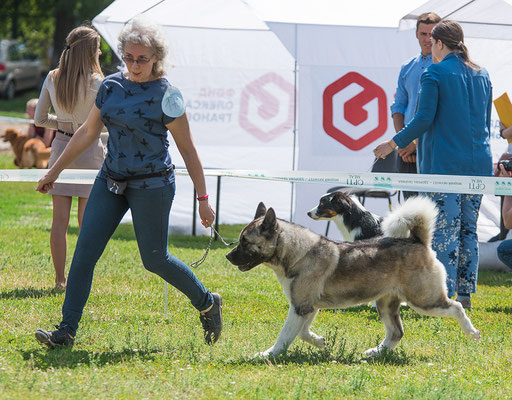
[118, 16, 168, 78]
[26, 98, 38, 110]
[51, 25, 104, 113]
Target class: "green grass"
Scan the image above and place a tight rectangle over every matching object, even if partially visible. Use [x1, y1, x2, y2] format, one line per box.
[1, 152, 512, 399]
[0, 90, 41, 117]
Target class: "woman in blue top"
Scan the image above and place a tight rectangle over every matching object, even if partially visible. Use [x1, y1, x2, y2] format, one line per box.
[374, 20, 493, 310]
[34, 17, 222, 348]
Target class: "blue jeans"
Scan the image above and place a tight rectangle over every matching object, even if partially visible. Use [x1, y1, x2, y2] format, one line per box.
[425, 193, 482, 298]
[60, 177, 213, 336]
[497, 239, 512, 269]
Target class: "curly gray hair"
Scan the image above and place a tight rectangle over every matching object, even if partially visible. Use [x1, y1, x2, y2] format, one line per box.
[118, 15, 168, 77]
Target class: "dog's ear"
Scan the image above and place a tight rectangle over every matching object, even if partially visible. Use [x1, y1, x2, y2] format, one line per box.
[261, 207, 277, 234]
[333, 192, 352, 209]
[254, 202, 267, 219]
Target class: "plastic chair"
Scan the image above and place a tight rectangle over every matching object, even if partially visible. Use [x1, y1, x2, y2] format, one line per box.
[324, 150, 400, 236]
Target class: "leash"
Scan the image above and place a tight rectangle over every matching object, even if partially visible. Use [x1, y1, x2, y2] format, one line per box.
[190, 226, 238, 268]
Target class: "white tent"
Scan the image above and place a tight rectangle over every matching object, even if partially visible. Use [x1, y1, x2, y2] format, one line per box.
[399, 0, 512, 40]
[93, 0, 512, 240]
[94, 0, 297, 234]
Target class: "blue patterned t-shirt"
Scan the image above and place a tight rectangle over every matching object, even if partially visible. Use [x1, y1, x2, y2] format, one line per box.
[95, 71, 178, 189]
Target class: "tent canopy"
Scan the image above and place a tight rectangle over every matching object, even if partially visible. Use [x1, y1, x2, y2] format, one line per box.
[93, 0, 293, 69]
[244, 0, 425, 27]
[399, 0, 512, 40]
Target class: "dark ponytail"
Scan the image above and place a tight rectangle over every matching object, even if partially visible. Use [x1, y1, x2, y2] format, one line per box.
[431, 20, 480, 70]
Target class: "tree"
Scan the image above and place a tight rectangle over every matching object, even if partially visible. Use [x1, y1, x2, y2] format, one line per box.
[1, 0, 116, 69]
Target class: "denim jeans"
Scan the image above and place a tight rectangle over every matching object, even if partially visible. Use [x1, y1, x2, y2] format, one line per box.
[60, 177, 213, 336]
[425, 192, 482, 298]
[497, 239, 512, 270]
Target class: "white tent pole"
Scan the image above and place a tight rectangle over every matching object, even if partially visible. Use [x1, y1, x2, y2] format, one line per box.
[290, 23, 299, 222]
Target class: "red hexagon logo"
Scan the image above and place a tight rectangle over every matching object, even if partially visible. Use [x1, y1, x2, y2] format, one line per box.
[239, 73, 294, 142]
[323, 72, 387, 150]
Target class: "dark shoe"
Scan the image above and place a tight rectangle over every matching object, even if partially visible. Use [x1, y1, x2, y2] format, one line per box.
[199, 293, 223, 344]
[456, 297, 472, 310]
[488, 233, 502, 242]
[35, 325, 75, 349]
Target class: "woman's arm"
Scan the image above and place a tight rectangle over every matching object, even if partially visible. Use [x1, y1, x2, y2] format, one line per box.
[500, 122, 512, 140]
[374, 72, 439, 159]
[42, 128, 55, 147]
[498, 164, 512, 229]
[36, 105, 103, 193]
[393, 72, 439, 148]
[34, 76, 58, 130]
[166, 113, 215, 227]
[503, 196, 512, 230]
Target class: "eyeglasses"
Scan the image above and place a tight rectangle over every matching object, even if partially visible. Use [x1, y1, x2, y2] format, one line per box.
[122, 55, 153, 65]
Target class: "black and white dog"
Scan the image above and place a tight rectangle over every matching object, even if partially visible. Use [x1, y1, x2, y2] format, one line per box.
[307, 191, 382, 241]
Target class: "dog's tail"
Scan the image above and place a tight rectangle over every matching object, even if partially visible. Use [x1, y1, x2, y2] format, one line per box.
[381, 196, 438, 247]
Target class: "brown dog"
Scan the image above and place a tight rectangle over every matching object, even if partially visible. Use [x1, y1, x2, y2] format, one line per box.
[1, 128, 51, 168]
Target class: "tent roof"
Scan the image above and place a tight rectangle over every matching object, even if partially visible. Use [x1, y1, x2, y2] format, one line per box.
[399, 0, 512, 39]
[244, 0, 426, 28]
[94, 0, 269, 30]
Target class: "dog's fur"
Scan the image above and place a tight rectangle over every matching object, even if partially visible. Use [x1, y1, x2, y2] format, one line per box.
[1, 128, 50, 169]
[226, 197, 481, 357]
[307, 191, 382, 241]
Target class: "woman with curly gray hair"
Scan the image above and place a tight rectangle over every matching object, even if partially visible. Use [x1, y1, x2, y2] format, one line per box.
[34, 16, 223, 349]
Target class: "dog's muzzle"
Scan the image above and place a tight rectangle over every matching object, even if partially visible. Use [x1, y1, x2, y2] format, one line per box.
[225, 250, 260, 271]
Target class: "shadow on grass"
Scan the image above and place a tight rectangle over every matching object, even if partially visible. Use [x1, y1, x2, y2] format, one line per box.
[22, 347, 159, 370]
[477, 270, 512, 288]
[0, 287, 57, 299]
[223, 332, 412, 367]
[484, 305, 512, 314]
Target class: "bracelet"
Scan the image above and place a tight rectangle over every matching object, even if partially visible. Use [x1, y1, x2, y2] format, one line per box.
[196, 194, 209, 201]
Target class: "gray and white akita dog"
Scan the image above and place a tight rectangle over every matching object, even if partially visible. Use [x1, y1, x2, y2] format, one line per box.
[226, 197, 481, 358]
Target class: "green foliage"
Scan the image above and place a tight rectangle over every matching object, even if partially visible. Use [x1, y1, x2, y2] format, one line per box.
[0, 90, 40, 114]
[1, 152, 512, 398]
[0, 0, 116, 70]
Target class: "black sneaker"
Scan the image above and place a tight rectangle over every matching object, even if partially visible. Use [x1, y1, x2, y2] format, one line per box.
[199, 293, 223, 345]
[35, 325, 75, 349]
[456, 297, 472, 310]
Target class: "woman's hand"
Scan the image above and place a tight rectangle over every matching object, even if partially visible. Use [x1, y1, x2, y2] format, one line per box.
[198, 201, 215, 228]
[36, 169, 59, 193]
[498, 163, 512, 178]
[398, 141, 416, 163]
[373, 139, 397, 159]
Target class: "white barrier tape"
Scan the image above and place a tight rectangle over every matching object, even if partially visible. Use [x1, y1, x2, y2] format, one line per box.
[0, 116, 33, 124]
[0, 168, 510, 196]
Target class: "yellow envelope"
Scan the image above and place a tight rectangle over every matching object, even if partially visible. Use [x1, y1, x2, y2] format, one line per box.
[494, 92, 512, 143]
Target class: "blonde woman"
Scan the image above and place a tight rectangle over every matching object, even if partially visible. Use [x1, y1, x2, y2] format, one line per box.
[34, 17, 222, 349]
[35, 25, 106, 291]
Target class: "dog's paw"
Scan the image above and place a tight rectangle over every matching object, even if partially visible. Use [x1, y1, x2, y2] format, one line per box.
[469, 329, 481, 342]
[363, 346, 384, 358]
[295, 303, 314, 316]
[313, 336, 326, 349]
[254, 347, 277, 358]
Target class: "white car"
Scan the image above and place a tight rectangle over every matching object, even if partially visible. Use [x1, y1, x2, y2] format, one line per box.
[0, 39, 47, 100]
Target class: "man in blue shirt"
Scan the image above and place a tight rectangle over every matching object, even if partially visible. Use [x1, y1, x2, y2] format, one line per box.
[390, 12, 441, 199]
